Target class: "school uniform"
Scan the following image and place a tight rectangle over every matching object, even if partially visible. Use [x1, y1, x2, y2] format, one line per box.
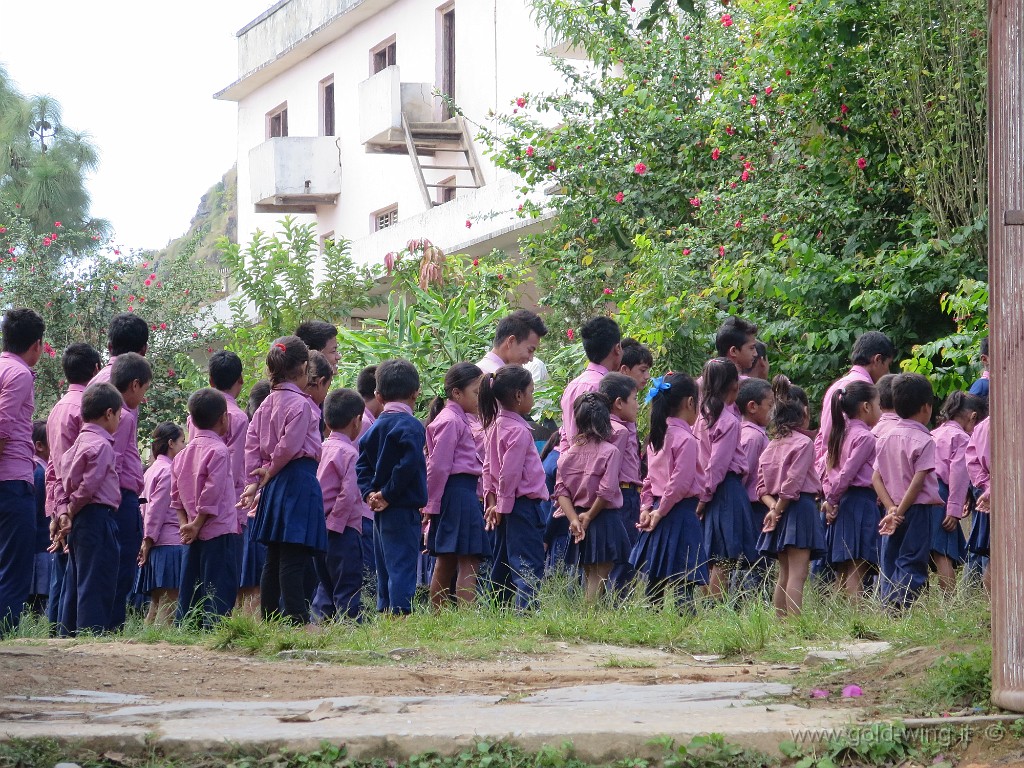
[357, 407, 378, 580]
[734, 419, 771, 592]
[695, 407, 756, 563]
[30, 458, 52, 604]
[135, 455, 184, 595]
[822, 418, 879, 565]
[872, 412, 901, 441]
[174, 430, 240, 623]
[756, 433, 826, 559]
[356, 401, 427, 614]
[425, 401, 486, 558]
[931, 421, 970, 565]
[630, 418, 709, 594]
[57, 423, 121, 636]
[312, 432, 366, 620]
[608, 415, 642, 590]
[813, 365, 873, 474]
[965, 417, 990, 556]
[475, 351, 507, 375]
[482, 408, 549, 610]
[92, 360, 146, 629]
[874, 419, 942, 607]
[968, 370, 989, 399]
[0, 351, 37, 632]
[44, 383, 87, 626]
[245, 382, 326, 624]
[555, 438, 628, 566]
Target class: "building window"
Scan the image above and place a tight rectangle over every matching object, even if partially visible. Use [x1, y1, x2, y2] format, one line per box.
[437, 176, 456, 205]
[438, 4, 455, 120]
[321, 231, 335, 254]
[373, 205, 398, 231]
[267, 103, 288, 138]
[371, 37, 397, 74]
[320, 77, 335, 137]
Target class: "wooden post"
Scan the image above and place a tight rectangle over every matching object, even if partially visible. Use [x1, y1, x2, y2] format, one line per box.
[989, 0, 1024, 713]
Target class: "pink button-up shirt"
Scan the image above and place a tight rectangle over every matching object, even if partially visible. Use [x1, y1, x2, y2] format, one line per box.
[60, 423, 121, 513]
[358, 406, 377, 520]
[318, 432, 367, 534]
[0, 351, 36, 484]
[814, 365, 873, 466]
[93, 358, 144, 494]
[554, 439, 623, 511]
[482, 409, 548, 514]
[966, 416, 990, 494]
[874, 419, 942, 507]
[45, 383, 87, 517]
[609, 415, 641, 486]
[695, 406, 746, 503]
[172, 429, 239, 540]
[933, 420, 971, 519]
[141, 454, 179, 546]
[244, 382, 322, 484]
[757, 432, 821, 500]
[557, 363, 608, 452]
[739, 420, 769, 502]
[641, 418, 702, 512]
[476, 350, 507, 375]
[872, 411, 900, 440]
[188, 392, 249, 526]
[822, 418, 876, 507]
[425, 401, 482, 516]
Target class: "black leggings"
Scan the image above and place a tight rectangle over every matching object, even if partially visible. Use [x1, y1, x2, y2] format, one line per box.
[261, 542, 313, 624]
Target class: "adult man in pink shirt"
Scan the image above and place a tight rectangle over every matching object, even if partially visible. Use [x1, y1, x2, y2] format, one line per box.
[0, 308, 45, 632]
[476, 310, 549, 374]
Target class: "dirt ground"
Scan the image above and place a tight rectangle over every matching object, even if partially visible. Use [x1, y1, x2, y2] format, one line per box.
[1, 640, 793, 701]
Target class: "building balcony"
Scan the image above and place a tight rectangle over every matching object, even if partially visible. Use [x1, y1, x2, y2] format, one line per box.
[358, 65, 436, 152]
[248, 136, 341, 213]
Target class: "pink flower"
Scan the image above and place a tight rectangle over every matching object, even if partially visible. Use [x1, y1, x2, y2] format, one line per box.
[785, 69, 792, 77]
[592, 217, 600, 224]
[406, 239, 419, 252]
[725, 125, 736, 136]
[548, 162, 557, 171]
[614, 192, 625, 203]
[465, 220, 472, 228]
[142, 261, 149, 268]
[497, 273, 505, 280]
[472, 259, 479, 267]
[113, 249, 120, 255]
[842, 685, 863, 698]
[516, 97, 526, 108]
[6, 247, 12, 254]
[112, 285, 119, 291]
[741, 170, 750, 181]
[711, 148, 721, 160]
[167, 369, 175, 377]
[603, 288, 613, 295]
[384, 251, 396, 274]
[765, 86, 773, 95]
[634, 162, 648, 175]
[44, 342, 55, 358]
[730, 182, 738, 189]
[810, 689, 831, 699]
[789, 3, 796, 10]
[526, 146, 534, 157]
[160, 322, 167, 330]
[684, 34, 691, 40]
[566, 328, 575, 341]
[683, 248, 691, 255]
[192, 332, 198, 339]
[719, 245, 726, 257]
[840, 103, 849, 114]
[714, 72, 723, 82]
[735, 219, 743, 228]
[54, 221, 61, 228]
[689, 197, 701, 207]
[149, 273, 156, 280]
[857, 157, 867, 170]
[721, 13, 733, 26]
[749, 96, 758, 106]
[144, 279, 152, 287]
[0, 227, 6, 233]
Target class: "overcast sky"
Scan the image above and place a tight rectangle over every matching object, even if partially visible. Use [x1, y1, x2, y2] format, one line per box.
[0, 1, 272, 251]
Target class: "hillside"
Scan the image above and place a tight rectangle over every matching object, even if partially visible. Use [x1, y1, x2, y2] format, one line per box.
[152, 165, 237, 269]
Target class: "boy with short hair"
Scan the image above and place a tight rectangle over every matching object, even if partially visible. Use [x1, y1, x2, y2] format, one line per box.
[599, 372, 642, 592]
[736, 378, 774, 592]
[174, 388, 240, 625]
[356, 359, 426, 614]
[714, 316, 759, 376]
[873, 373, 941, 608]
[55, 382, 123, 635]
[0, 308, 45, 632]
[295, 320, 339, 371]
[618, 338, 653, 391]
[872, 374, 900, 440]
[314, 388, 368, 620]
[744, 341, 769, 380]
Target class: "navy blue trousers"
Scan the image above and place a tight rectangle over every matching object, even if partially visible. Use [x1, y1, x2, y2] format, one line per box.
[491, 498, 546, 611]
[313, 528, 363, 621]
[373, 506, 419, 614]
[177, 534, 239, 625]
[47, 550, 68, 628]
[0, 480, 34, 633]
[360, 516, 376, 580]
[880, 504, 935, 608]
[59, 503, 118, 636]
[110, 489, 142, 630]
[609, 488, 641, 592]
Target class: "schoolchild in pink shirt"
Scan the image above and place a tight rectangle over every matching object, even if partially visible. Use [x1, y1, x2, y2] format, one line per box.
[43, 342, 101, 628]
[873, 373, 942, 608]
[735, 378, 774, 593]
[29, 422, 51, 615]
[822, 380, 881, 597]
[930, 392, 987, 593]
[313, 388, 369, 621]
[174, 389, 239, 625]
[54, 383, 123, 636]
[756, 377, 825, 616]
[871, 374, 901, 440]
[555, 392, 626, 601]
[599, 373, 643, 592]
[630, 373, 709, 605]
[715, 316, 759, 381]
[480, 365, 548, 610]
[695, 358, 755, 599]
[965, 414, 991, 585]
[135, 423, 185, 626]
[617, 339, 653, 392]
[241, 337, 326, 625]
[424, 363, 486, 609]
[0, 308, 45, 633]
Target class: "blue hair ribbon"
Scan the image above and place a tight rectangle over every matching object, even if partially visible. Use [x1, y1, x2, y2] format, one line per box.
[645, 375, 672, 404]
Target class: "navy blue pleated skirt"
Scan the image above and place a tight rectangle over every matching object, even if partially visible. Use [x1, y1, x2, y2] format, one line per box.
[757, 493, 826, 560]
[427, 474, 487, 557]
[135, 544, 184, 593]
[931, 481, 967, 564]
[620, 488, 641, 552]
[253, 458, 327, 552]
[702, 472, 757, 563]
[968, 510, 990, 556]
[630, 497, 709, 585]
[239, 521, 267, 587]
[566, 505, 631, 566]
[826, 486, 881, 565]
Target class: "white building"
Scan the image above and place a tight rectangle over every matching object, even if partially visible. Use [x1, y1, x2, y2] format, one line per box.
[215, 0, 574, 272]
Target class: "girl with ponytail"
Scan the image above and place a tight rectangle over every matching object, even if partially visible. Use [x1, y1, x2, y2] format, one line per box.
[630, 373, 709, 605]
[930, 391, 987, 593]
[756, 376, 826, 616]
[822, 380, 881, 597]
